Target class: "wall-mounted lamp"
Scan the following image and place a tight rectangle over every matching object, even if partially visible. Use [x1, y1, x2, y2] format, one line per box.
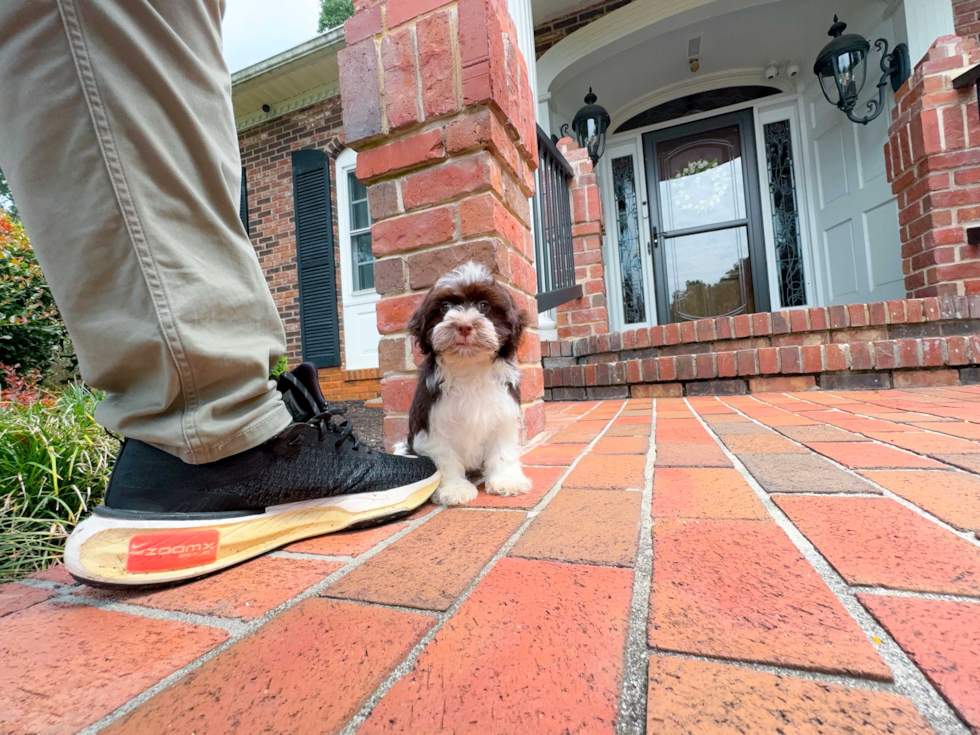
[813, 15, 910, 125]
[570, 88, 611, 165]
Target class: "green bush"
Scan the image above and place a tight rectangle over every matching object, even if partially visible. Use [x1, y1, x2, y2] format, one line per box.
[0, 213, 71, 377]
[318, 0, 354, 32]
[0, 381, 117, 582]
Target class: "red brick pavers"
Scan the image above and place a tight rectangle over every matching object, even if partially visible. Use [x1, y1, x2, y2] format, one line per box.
[5, 392, 980, 734]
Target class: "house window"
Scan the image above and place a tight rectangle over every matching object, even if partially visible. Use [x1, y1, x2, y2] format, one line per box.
[346, 171, 374, 291]
[762, 120, 807, 307]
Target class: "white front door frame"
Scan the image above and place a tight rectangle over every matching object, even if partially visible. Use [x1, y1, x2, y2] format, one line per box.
[336, 147, 381, 371]
[600, 88, 817, 327]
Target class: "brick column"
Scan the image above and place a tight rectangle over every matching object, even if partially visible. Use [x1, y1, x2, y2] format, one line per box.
[555, 137, 610, 340]
[954, 0, 980, 46]
[886, 35, 980, 297]
[339, 0, 544, 449]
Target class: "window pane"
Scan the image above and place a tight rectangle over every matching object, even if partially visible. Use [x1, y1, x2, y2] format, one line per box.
[353, 232, 373, 264]
[763, 120, 807, 307]
[348, 171, 367, 202]
[663, 226, 755, 322]
[611, 155, 646, 325]
[351, 200, 370, 231]
[358, 262, 375, 291]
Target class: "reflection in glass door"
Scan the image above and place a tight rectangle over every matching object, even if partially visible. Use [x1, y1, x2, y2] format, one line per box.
[643, 110, 769, 323]
[611, 155, 647, 325]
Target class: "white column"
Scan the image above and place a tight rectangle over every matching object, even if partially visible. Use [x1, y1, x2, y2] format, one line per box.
[508, 0, 559, 340]
[507, 0, 539, 107]
[903, 0, 955, 65]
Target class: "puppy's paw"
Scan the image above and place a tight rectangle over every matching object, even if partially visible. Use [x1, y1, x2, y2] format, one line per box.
[434, 478, 479, 506]
[486, 466, 532, 497]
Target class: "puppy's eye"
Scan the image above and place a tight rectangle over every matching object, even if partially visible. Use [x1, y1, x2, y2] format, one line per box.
[440, 302, 453, 314]
[475, 301, 491, 314]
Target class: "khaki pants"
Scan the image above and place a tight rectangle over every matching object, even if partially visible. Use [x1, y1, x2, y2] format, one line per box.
[0, 0, 292, 463]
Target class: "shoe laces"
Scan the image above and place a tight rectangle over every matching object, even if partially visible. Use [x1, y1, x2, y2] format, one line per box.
[309, 407, 369, 452]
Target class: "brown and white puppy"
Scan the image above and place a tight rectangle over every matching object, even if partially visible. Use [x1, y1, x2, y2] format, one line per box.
[402, 262, 533, 506]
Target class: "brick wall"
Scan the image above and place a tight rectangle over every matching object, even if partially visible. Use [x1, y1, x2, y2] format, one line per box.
[885, 35, 980, 299]
[533, 0, 632, 58]
[238, 96, 381, 401]
[954, 0, 980, 45]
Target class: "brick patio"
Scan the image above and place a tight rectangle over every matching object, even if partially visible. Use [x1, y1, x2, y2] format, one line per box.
[4, 389, 980, 734]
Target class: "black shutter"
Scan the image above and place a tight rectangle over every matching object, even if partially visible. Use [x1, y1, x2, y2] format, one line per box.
[239, 166, 249, 235]
[291, 149, 340, 368]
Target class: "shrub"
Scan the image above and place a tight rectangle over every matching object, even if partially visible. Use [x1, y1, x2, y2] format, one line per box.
[0, 214, 71, 377]
[0, 381, 117, 582]
[270, 354, 289, 380]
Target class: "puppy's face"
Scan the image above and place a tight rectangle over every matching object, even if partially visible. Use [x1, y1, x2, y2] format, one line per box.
[409, 268, 528, 362]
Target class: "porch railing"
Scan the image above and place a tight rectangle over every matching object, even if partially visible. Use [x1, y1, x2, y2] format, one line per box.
[533, 125, 583, 312]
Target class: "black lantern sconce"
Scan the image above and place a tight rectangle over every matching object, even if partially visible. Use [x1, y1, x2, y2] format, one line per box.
[814, 16, 911, 125]
[570, 88, 611, 165]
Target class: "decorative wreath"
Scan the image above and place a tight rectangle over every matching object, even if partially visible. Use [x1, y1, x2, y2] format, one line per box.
[670, 157, 729, 214]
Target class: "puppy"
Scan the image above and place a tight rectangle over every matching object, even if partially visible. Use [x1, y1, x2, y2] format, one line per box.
[404, 262, 533, 506]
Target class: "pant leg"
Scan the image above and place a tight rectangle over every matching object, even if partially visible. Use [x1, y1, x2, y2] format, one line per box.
[0, 0, 292, 463]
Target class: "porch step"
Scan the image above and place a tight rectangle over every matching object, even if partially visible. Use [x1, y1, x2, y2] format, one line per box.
[542, 296, 980, 399]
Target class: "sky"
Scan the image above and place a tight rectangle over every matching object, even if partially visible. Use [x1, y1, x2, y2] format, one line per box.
[222, 0, 322, 73]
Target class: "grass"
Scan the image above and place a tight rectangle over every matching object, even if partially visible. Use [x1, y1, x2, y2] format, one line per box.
[0, 383, 117, 582]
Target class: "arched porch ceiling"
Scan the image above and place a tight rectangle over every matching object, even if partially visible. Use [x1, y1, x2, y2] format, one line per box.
[538, 0, 900, 132]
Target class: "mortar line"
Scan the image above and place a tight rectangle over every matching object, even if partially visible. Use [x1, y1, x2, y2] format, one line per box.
[270, 551, 354, 562]
[615, 400, 656, 735]
[645, 648, 896, 692]
[687, 397, 972, 735]
[336, 398, 630, 735]
[50, 593, 249, 636]
[713, 395, 980, 548]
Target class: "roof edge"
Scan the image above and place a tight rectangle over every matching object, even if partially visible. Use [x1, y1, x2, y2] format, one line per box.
[231, 26, 346, 88]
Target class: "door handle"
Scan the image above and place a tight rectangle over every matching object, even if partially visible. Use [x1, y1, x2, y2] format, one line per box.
[650, 226, 660, 253]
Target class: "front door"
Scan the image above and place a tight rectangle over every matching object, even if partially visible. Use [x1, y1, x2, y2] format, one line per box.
[642, 110, 770, 323]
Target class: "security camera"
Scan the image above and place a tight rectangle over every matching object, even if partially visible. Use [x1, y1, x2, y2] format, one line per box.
[262, 104, 272, 113]
[764, 62, 779, 80]
[786, 63, 800, 78]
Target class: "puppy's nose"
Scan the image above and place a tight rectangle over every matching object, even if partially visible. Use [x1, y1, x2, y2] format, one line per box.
[456, 323, 473, 337]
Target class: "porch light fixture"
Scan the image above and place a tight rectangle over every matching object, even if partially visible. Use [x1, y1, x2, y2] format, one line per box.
[571, 88, 611, 165]
[813, 15, 910, 125]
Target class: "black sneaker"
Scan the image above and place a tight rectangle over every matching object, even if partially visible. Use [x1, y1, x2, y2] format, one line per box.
[65, 363, 439, 587]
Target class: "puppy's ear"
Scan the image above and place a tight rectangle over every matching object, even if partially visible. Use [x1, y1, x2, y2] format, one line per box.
[498, 290, 530, 360]
[408, 289, 439, 355]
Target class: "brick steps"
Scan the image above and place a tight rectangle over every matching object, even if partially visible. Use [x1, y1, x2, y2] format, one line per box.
[543, 296, 980, 398]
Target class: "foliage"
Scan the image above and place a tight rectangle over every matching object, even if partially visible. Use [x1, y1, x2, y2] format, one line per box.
[318, 0, 354, 32]
[0, 381, 117, 582]
[0, 213, 71, 377]
[0, 165, 16, 221]
[270, 354, 289, 380]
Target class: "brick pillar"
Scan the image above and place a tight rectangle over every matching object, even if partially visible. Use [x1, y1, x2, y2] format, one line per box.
[954, 0, 980, 46]
[555, 137, 610, 340]
[339, 0, 545, 449]
[886, 35, 980, 297]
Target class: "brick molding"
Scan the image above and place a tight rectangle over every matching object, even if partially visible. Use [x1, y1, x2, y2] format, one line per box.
[339, 0, 545, 448]
[886, 35, 980, 298]
[555, 137, 610, 340]
[542, 296, 980, 397]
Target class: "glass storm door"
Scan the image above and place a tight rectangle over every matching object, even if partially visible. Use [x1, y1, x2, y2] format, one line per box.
[642, 110, 769, 323]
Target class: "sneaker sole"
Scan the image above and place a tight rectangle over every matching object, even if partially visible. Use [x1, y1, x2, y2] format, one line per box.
[64, 472, 439, 588]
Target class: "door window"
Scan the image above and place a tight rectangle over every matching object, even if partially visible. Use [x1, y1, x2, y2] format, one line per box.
[612, 155, 647, 325]
[347, 171, 374, 292]
[762, 120, 807, 307]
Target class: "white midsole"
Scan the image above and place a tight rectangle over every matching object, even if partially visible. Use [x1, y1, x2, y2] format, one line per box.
[63, 472, 439, 574]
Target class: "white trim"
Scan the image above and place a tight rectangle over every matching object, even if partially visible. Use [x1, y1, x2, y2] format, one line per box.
[337, 149, 381, 371]
[235, 81, 340, 132]
[536, 0, 782, 100]
[231, 28, 345, 88]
